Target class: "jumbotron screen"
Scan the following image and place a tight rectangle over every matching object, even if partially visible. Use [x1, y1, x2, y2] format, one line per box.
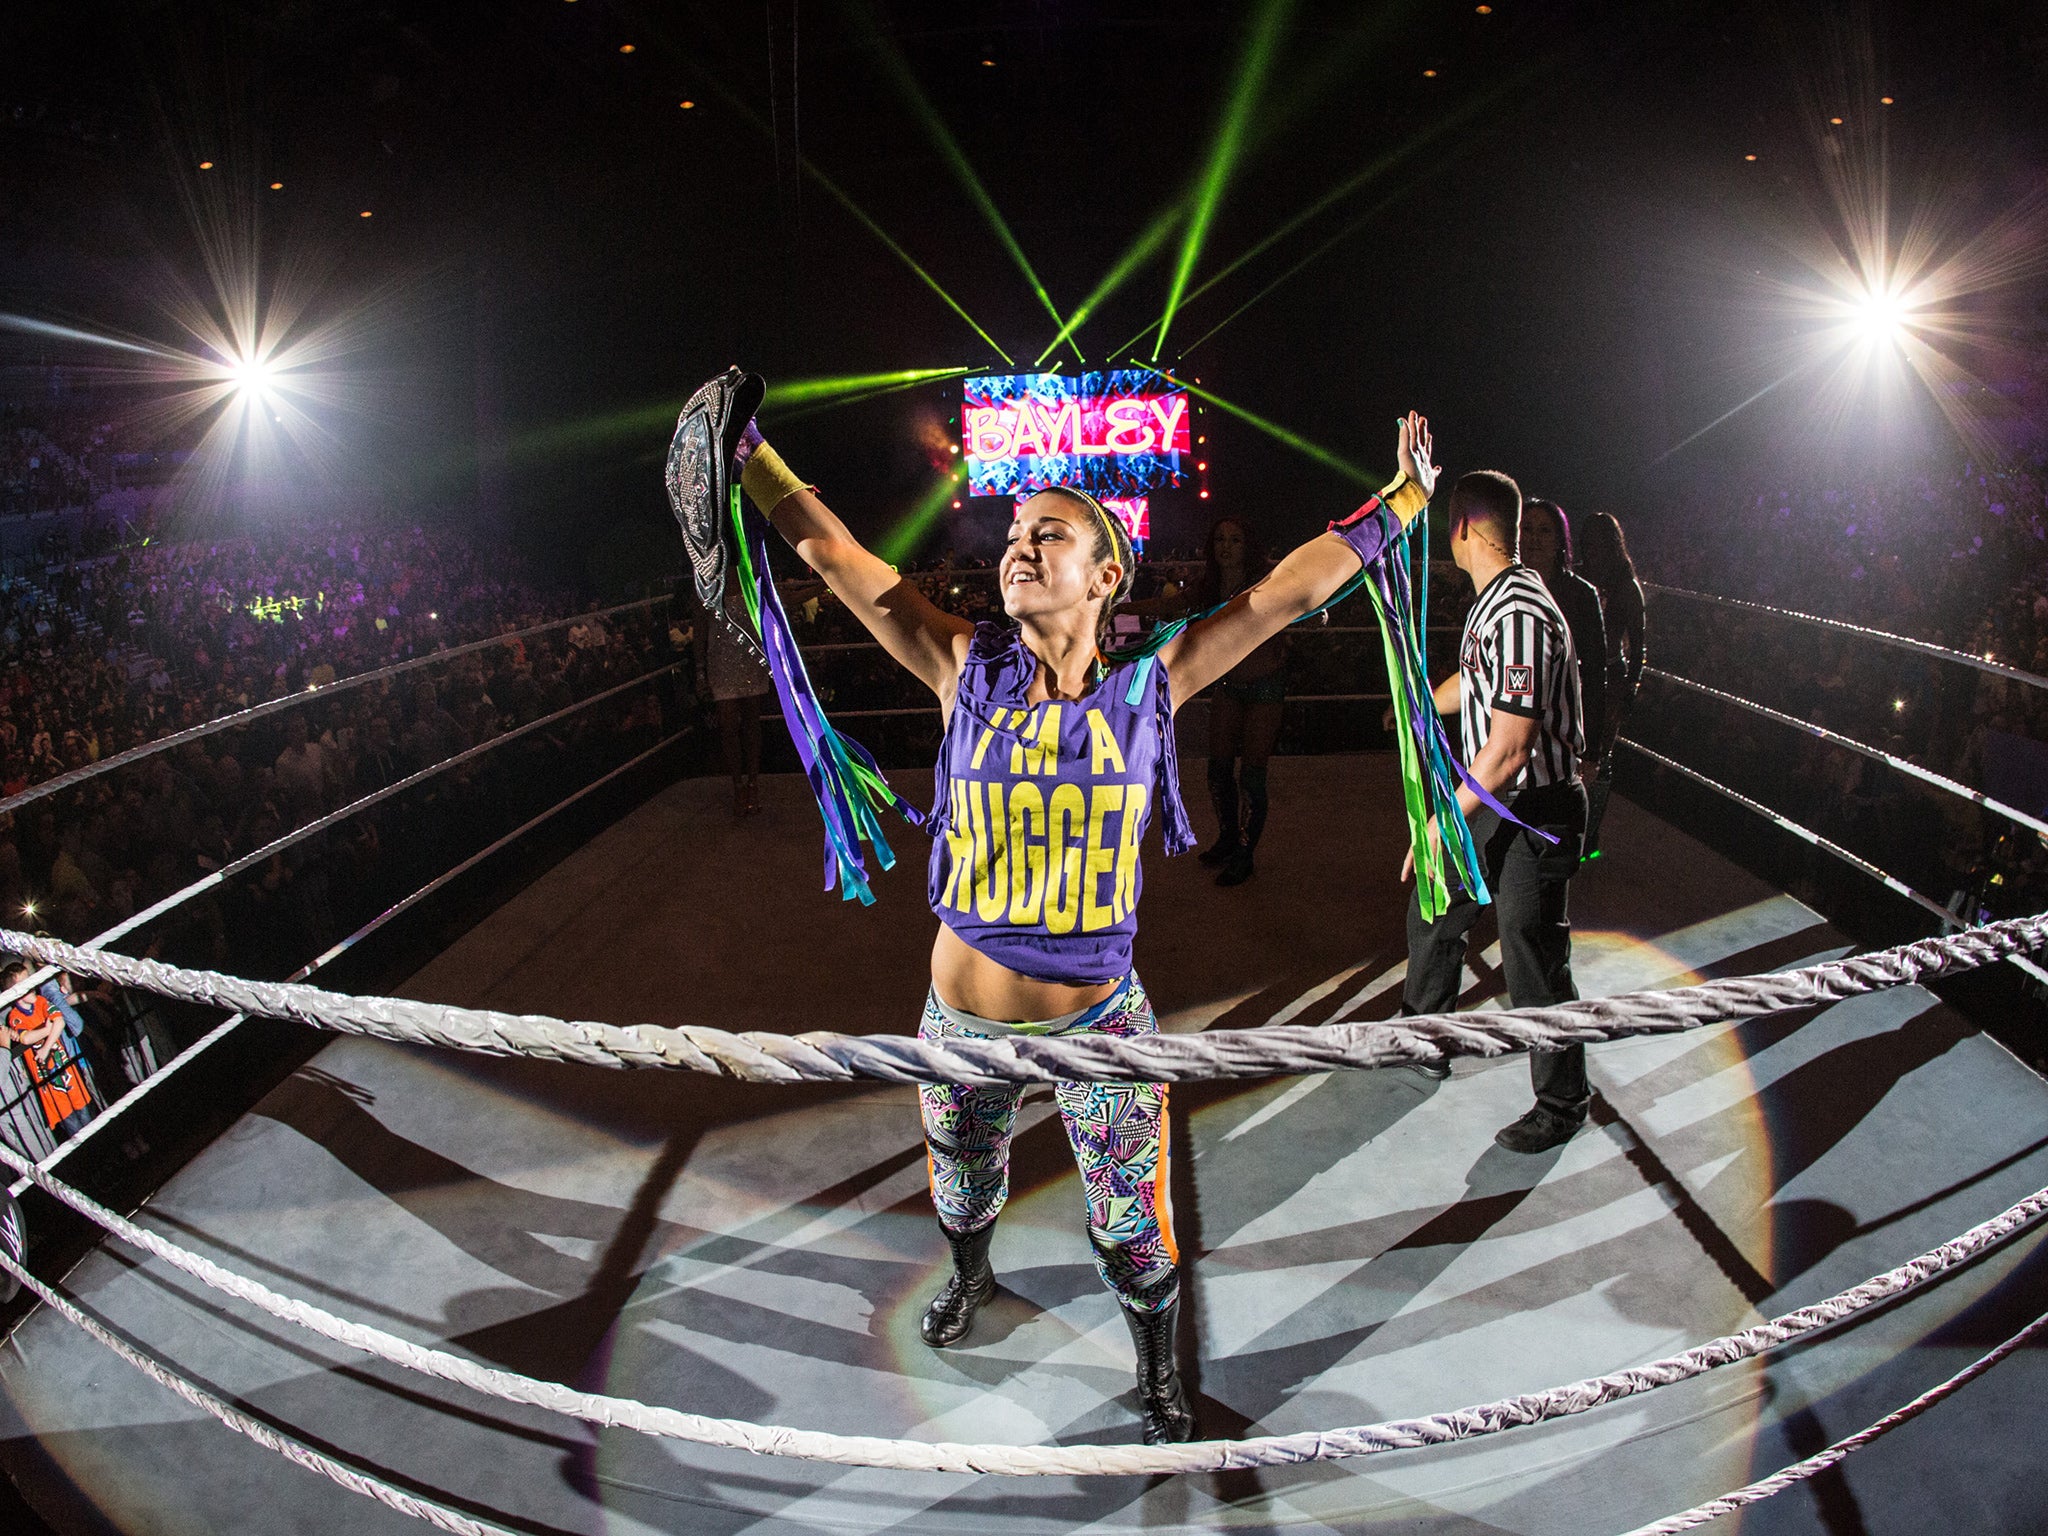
[962, 370, 1191, 499]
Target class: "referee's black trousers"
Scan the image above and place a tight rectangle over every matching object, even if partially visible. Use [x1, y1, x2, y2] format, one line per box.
[1402, 779, 1590, 1119]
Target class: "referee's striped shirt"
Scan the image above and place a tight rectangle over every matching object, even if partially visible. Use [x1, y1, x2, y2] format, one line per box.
[1457, 564, 1584, 791]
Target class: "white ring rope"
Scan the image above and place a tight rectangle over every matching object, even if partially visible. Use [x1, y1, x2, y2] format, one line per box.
[0, 1248, 518, 1536]
[1616, 1308, 2048, 1536]
[2, 578, 2032, 1520]
[1645, 583, 2048, 692]
[7, 727, 693, 1199]
[0, 594, 672, 821]
[0, 661, 681, 1014]
[1, 913, 2041, 1086]
[2, 1116, 2041, 1478]
[1620, 740, 1958, 927]
[1642, 667, 2048, 840]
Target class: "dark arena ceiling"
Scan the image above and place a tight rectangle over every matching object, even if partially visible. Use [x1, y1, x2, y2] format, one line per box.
[2, 1, 2044, 556]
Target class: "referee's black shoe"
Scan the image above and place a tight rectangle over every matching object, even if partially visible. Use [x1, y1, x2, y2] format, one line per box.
[1494, 1103, 1583, 1153]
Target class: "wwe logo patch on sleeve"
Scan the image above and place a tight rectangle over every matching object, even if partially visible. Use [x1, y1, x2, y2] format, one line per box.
[1504, 664, 1534, 696]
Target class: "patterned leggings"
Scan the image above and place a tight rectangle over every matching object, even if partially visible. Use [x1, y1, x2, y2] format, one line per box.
[918, 974, 1178, 1312]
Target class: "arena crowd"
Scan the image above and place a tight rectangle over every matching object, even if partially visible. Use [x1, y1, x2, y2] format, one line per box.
[6, 414, 2047, 1144]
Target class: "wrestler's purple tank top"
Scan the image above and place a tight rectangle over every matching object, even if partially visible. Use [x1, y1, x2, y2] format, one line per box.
[928, 623, 1195, 985]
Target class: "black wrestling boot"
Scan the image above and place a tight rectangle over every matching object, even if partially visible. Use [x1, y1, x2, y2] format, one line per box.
[1215, 848, 1255, 886]
[1217, 764, 1266, 885]
[1200, 758, 1241, 865]
[920, 1222, 996, 1347]
[1121, 1296, 1197, 1443]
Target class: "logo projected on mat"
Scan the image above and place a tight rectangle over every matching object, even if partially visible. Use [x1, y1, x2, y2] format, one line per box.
[964, 370, 1190, 499]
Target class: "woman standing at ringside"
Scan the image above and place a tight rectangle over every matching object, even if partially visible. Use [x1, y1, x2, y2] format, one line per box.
[729, 406, 1439, 1443]
[1187, 517, 1287, 887]
[1126, 516, 1288, 886]
[1521, 499, 1607, 778]
[1577, 511, 1646, 854]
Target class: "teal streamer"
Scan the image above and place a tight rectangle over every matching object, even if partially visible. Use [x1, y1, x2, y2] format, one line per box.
[739, 512, 922, 905]
[1112, 512, 1485, 909]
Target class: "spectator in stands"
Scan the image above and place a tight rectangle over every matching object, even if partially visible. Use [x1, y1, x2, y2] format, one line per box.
[1634, 450, 2047, 656]
[3, 959, 98, 1143]
[273, 713, 338, 823]
[48, 823, 98, 932]
[353, 715, 404, 797]
[0, 511, 584, 800]
[409, 680, 471, 768]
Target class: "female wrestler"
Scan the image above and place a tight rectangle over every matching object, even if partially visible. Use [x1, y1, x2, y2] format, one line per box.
[731, 410, 1437, 1444]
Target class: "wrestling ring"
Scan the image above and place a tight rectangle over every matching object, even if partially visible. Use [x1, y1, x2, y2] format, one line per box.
[1, 588, 2046, 1534]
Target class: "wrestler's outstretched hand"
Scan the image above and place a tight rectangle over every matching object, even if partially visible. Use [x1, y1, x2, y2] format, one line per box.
[1395, 411, 1437, 498]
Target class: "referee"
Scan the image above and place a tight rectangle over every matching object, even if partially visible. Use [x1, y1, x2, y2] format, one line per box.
[1400, 469, 1590, 1153]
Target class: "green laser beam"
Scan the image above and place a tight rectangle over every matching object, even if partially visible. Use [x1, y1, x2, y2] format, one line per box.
[877, 469, 966, 566]
[502, 403, 678, 462]
[1162, 372, 1374, 487]
[635, 27, 1014, 366]
[1109, 47, 1535, 362]
[1112, 146, 1411, 360]
[1025, 3, 1409, 365]
[1254, 0, 1417, 145]
[778, 371, 974, 424]
[1114, 1, 1417, 364]
[1198, 74, 1514, 305]
[1173, 186, 1412, 356]
[502, 368, 970, 462]
[1035, 203, 1184, 367]
[1153, 0, 1297, 360]
[801, 166, 1016, 365]
[842, 0, 1075, 360]
[766, 366, 973, 407]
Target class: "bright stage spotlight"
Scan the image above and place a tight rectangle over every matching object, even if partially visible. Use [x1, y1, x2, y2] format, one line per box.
[226, 353, 275, 394]
[1847, 283, 1912, 346]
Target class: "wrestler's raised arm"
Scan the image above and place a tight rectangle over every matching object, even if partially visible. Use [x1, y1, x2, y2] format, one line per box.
[1158, 412, 1437, 704]
[738, 434, 974, 699]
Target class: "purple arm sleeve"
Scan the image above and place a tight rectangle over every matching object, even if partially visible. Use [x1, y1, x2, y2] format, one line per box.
[734, 419, 765, 473]
[1327, 498, 1397, 569]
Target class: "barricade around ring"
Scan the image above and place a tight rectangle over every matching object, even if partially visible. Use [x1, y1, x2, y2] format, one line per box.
[1627, 584, 2048, 992]
[0, 603, 693, 1182]
[4, 725, 692, 1198]
[6, 572, 2048, 1526]
[1, 593, 682, 1005]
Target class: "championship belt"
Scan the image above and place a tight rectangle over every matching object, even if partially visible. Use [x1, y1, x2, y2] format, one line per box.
[0, 1185, 24, 1304]
[664, 367, 769, 669]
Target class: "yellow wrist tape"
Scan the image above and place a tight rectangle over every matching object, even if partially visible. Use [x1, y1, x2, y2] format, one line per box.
[739, 441, 810, 515]
[1378, 472, 1429, 528]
